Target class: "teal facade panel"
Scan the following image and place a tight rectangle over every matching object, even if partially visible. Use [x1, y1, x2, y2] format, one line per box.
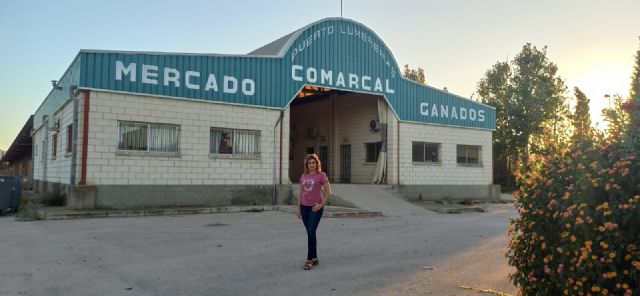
[74, 18, 494, 130]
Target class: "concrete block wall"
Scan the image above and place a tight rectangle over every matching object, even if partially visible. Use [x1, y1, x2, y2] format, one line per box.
[84, 91, 290, 186]
[332, 93, 382, 183]
[395, 122, 492, 185]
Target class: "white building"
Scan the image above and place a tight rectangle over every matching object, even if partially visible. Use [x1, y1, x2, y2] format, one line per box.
[32, 18, 497, 209]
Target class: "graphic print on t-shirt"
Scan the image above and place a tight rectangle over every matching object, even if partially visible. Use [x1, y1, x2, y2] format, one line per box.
[302, 179, 315, 192]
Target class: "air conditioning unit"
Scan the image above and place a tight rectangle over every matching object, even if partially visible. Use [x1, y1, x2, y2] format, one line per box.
[369, 119, 380, 132]
[308, 127, 320, 139]
[51, 120, 60, 131]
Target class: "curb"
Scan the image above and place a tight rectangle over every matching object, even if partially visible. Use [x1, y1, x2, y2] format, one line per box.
[38, 206, 272, 220]
[37, 205, 383, 220]
[274, 205, 383, 218]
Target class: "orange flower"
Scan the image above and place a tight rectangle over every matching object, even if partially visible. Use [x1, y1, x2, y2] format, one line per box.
[621, 167, 630, 176]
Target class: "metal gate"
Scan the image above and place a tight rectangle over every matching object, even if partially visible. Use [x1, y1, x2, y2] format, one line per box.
[340, 144, 351, 183]
[319, 146, 328, 177]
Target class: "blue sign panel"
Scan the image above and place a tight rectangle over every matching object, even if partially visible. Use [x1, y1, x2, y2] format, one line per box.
[77, 18, 495, 130]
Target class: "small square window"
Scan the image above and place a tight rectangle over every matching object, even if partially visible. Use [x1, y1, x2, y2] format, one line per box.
[365, 142, 382, 163]
[412, 142, 439, 163]
[457, 145, 481, 164]
[210, 128, 260, 157]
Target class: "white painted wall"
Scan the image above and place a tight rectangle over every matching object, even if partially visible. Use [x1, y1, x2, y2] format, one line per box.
[32, 99, 75, 185]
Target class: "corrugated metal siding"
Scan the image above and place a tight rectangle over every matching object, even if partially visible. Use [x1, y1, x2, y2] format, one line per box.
[34, 55, 81, 129]
[80, 52, 285, 108]
[282, 18, 495, 130]
[73, 18, 494, 130]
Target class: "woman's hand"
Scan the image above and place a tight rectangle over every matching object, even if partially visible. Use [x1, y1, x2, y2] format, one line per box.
[297, 208, 302, 219]
[312, 203, 323, 212]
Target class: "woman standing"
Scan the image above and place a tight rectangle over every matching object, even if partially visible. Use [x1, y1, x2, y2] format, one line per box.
[297, 153, 332, 270]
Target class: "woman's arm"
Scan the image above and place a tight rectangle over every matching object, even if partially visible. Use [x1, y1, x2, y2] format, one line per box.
[314, 181, 331, 210]
[322, 181, 332, 204]
[297, 183, 303, 219]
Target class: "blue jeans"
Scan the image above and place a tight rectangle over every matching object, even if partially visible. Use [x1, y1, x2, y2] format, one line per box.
[300, 205, 324, 260]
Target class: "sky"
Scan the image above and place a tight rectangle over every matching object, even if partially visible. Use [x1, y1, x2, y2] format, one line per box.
[1, 0, 639, 151]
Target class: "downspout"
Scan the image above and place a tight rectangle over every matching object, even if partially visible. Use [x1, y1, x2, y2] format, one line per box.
[69, 85, 79, 185]
[279, 109, 284, 185]
[79, 90, 90, 185]
[272, 110, 284, 206]
[42, 115, 49, 191]
[30, 127, 35, 190]
[397, 121, 400, 185]
[331, 94, 335, 181]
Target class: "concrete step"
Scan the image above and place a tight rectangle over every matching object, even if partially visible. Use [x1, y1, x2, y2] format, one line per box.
[329, 184, 436, 216]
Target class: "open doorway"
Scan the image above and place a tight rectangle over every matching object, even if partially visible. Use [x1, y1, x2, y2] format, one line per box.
[289, 86, 388, 184]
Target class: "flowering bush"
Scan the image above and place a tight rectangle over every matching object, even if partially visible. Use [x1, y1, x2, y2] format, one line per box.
[507, 138, 640, 295]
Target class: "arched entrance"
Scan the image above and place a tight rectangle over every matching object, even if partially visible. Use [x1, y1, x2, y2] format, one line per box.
[289, 86, 390, 184]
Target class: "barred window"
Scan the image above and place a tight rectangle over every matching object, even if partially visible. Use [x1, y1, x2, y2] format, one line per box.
[118, 121, 180, 153]
[457, 145, 481, 164]
[66, 124, 73, 153]
[365, 142, 382, 163]
[210, 128, 259, 157]
[52, 133, 58, 159]
[412, 142, 440, 163]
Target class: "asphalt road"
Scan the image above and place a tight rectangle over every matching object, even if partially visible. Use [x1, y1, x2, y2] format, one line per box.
[0, 204, 517, 296]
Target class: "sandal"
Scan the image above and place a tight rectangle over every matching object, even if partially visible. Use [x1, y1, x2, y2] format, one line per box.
[312, 258, 319, 266]
[303, 260, 313, 270]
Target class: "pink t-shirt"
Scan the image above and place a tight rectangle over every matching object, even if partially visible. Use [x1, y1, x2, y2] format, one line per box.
[300, 172, 329, 206]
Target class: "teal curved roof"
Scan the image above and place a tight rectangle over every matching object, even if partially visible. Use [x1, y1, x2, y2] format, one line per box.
[36, 18, 495, 131]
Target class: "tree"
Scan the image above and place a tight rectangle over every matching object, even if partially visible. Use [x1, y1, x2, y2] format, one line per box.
[571, 87, 592, 143]
[601, 94, 630, 142]
[623, 37, 640, 151]
[477, 43, 567, 180]
[403, 64, 426, 84]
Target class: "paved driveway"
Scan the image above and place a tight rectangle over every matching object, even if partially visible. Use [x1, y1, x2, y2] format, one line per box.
[0, 204, 517, 296]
